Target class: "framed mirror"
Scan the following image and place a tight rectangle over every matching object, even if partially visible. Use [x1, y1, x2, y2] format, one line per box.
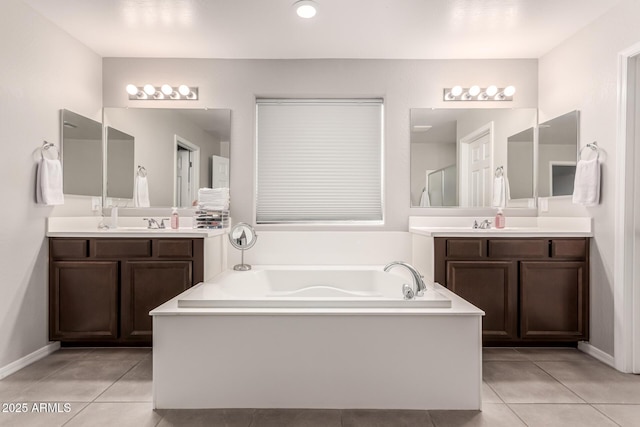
[410, 108, 537, 208]
[61, 109, 102, 197]
[103, 108, 231, 207]
[537, 110, 579, 198]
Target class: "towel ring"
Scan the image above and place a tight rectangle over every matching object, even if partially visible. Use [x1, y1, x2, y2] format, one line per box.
[137, 165, 147, 177]
[494, 166, 504, 177]
[579, 142, 599, 161]
[41, 141, 60, 160]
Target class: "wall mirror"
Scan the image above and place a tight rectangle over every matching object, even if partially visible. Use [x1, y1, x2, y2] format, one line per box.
[103, 108, 231, 207]
[537, 110, 579, 198]
[106, 126, 135, 199]
[507, 127, 535, 200]
[410, 108, 538, 208]
[61, 109, 103, 197]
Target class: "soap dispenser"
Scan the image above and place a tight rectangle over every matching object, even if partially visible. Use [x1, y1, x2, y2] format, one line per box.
[171, 207, 179, 229]
[495, 208, 505, 229]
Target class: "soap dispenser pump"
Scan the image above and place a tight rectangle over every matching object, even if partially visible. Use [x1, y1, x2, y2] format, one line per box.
[171, 207, 179, 229]
[495, 208, 505, 229]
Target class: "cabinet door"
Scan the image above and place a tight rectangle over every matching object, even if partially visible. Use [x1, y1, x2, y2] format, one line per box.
[520, 261, 588, 341]
[447, 260, 518, 341]
[50, 261, 118, 341]
[121, 261, 192, 342]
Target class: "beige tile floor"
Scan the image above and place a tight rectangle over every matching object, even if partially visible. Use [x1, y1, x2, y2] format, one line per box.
[1, 347, 639, 426]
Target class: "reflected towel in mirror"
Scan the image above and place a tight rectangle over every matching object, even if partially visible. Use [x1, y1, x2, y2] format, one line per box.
[133, 175, 150, 207]
[36, 158, 64, 205]
[491, 175, 510, 208]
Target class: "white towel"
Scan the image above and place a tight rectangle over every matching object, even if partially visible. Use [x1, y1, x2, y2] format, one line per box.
[419, 189, 430, 207]
[133, 175, 150, 207]
[492, 175, 506, 208]
[572, 158, 600, 206]
[37, 158, 64, 205]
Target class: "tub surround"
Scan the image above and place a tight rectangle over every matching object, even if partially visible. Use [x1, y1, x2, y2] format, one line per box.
[151, 266, 484, 410]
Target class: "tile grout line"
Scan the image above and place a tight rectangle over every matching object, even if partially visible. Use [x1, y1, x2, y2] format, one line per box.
[589, 404, 623, 426]
[532, 360, 591, 404]
[60, 352, 148, 427]
[483, 380, 505, 404]
[503, 403, 531, 427]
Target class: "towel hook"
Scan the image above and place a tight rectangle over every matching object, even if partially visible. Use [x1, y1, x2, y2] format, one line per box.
[137, 165, 147, 177]
[41, 141, 60, 160]
[579, 141, 599, 161]
[494, 166, 504, 177]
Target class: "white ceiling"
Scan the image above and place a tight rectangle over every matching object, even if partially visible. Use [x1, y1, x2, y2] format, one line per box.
[23, 0, 622, 59]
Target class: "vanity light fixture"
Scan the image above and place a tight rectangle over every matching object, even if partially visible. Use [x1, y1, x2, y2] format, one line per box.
[294, 0, 318, 18]
[443, 85, 516, 102]
[444, 85, 463, 100]
[126, 84, 199, 100]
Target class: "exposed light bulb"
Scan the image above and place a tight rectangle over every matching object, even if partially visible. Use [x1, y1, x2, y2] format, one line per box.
[295, 0, 317, 18]
[143, 84, 156, 96]
[451, 86, 463, 97]
[468, 86, 481, 97]
[178, 85, 190, 96]
[161, 84, 173, 95]
[503, 86, 516, 97]
[485, 85, 498, 97]
[126, 84, 138, 95]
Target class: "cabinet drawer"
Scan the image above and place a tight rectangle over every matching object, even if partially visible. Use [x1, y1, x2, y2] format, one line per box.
[551, 239, 587, 259]
[488, 239, 548, 258]
[446, 239, 485, 258]
[50, 239, 88, 259]
[154, 239, 193, 258]
[92, 239, 152, 258]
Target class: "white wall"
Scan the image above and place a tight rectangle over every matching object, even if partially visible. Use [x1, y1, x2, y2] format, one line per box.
[538, 0, 640, 357]
[103, 58, 538, 229]
[0, 0, 102, 368]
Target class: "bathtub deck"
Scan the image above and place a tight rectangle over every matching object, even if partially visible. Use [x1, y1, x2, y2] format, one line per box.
[151, 269, 484, 410]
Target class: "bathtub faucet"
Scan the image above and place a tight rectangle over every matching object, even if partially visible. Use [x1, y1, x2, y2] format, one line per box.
[383, 262, 426, 299]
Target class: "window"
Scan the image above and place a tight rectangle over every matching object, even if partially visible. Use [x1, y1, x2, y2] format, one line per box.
[256, 99, 384, 224]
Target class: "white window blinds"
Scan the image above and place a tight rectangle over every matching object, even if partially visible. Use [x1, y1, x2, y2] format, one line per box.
[256, 99, 384, 223]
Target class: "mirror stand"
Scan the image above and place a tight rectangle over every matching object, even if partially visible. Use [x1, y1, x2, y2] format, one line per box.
[234, 248, 251, 271]
[229, 222, 258, 271]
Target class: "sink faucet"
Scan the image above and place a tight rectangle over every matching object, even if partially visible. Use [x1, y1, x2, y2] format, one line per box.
[143, 218, 169, 229]
[473, 219, 492, 229]
[383, 261, 426, 299]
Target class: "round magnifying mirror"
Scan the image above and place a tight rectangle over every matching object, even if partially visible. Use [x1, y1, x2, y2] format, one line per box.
[228, 222, 257, 270]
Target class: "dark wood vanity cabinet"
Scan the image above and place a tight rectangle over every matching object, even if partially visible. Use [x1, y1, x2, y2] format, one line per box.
[49, 238, 204, 345]
[434, 237, 589, 345]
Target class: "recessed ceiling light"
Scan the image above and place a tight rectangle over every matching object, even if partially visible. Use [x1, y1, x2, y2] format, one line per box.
[294, 0, 317, 19]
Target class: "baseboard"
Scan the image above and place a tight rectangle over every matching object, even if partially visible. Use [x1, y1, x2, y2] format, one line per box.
[0, 342, 61, 380]
[578, 341, 615, 367]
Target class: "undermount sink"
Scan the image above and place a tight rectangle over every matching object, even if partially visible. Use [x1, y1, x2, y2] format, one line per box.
[471, 227, 529, 231]
[104, 226, 175, 232]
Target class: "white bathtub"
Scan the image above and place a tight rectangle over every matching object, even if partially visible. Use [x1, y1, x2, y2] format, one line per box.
[177, 268, 451, 308]
[151, 266, 483, 410]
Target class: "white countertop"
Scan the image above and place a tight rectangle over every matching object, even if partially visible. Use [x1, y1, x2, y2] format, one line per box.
[46, 216, 227, 238]
[408, 216, 593, 238]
